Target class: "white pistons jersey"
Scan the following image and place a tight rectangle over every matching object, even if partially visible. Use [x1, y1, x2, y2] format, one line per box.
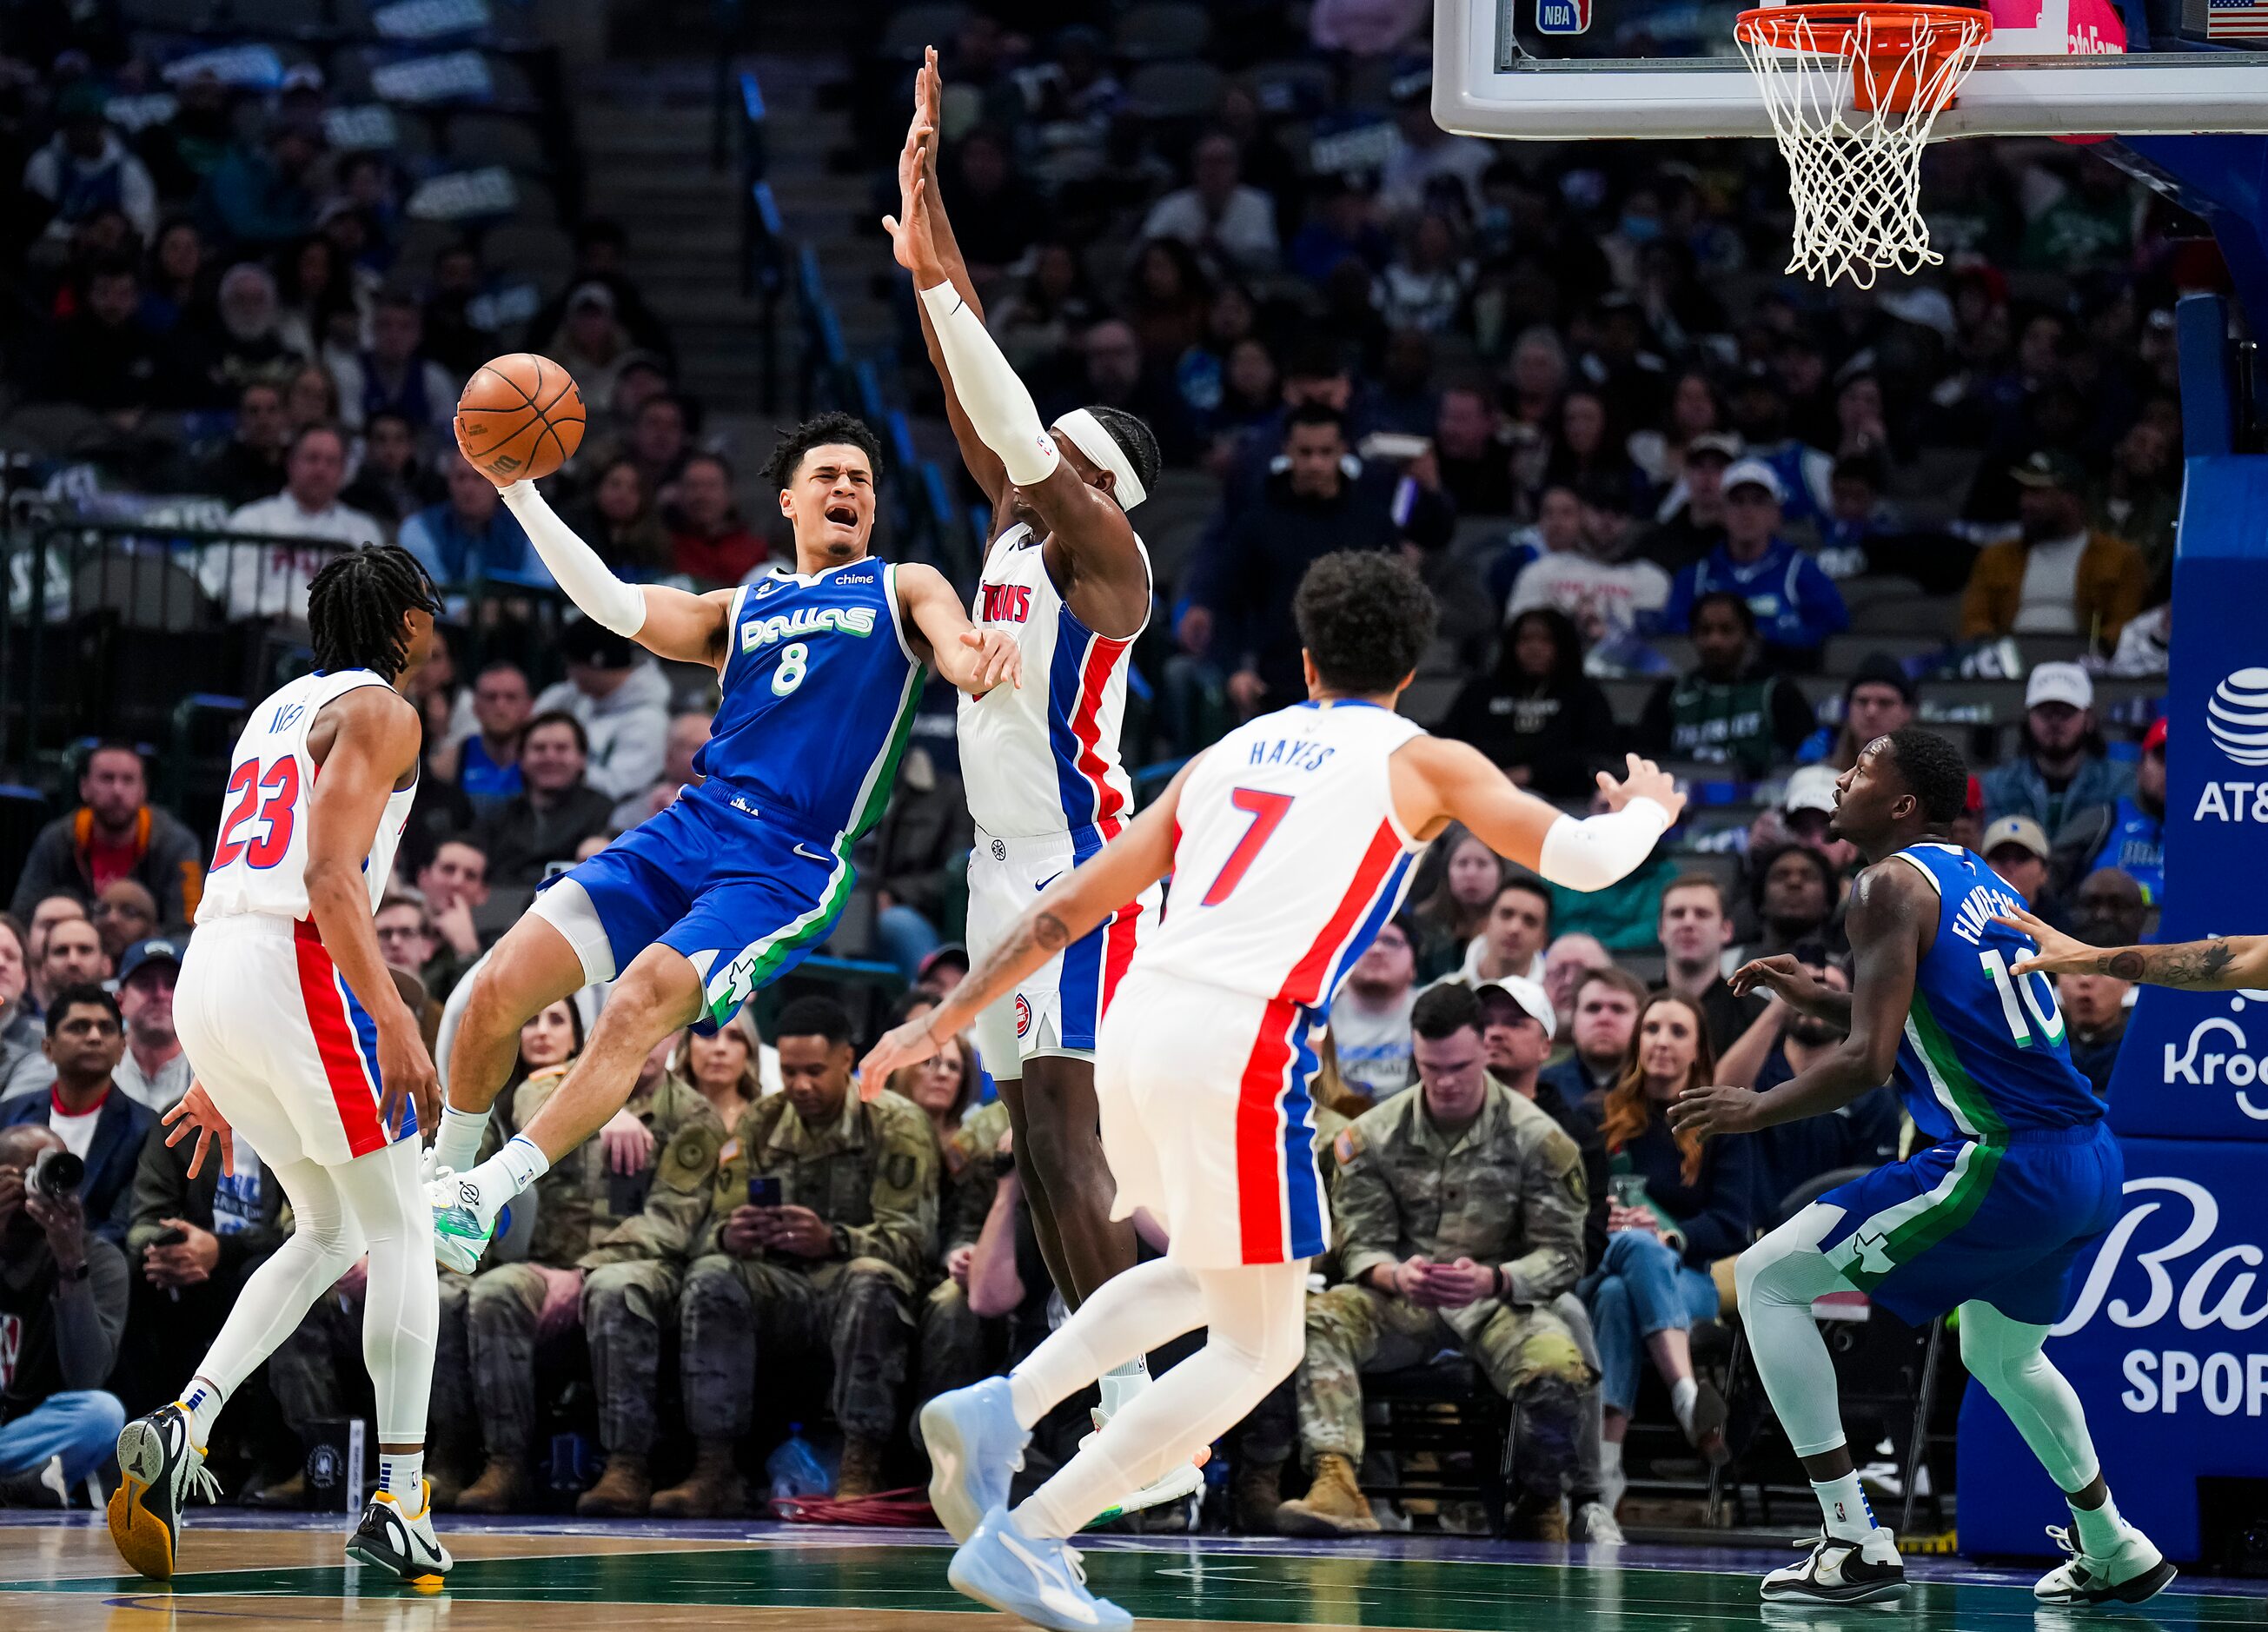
[196, 668, 416, 924]
[958, 521, 1150, 842]
[1142, 700, 1428, 1006]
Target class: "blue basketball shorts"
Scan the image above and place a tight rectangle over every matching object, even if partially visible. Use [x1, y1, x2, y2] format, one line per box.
[541, 780, 852, 1025]
[1814, 1121, 2123, 1326]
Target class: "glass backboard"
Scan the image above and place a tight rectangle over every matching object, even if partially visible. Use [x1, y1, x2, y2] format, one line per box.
[1435, 0, 2268, 138]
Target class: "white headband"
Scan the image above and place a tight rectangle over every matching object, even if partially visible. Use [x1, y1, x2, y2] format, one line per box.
[1051, 408, 1146, 512]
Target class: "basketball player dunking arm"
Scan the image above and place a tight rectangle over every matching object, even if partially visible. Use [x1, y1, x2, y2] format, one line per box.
[1671, 731, 2171, 1609]
[112, 545, 451, 1585]
[889, 52, 1177, 1489]
[858, 553, 1680, 1630]
[425, 416, 1021, 1270]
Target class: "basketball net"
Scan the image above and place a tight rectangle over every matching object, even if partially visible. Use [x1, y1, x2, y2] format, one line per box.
[1735, 4, 1993, 289]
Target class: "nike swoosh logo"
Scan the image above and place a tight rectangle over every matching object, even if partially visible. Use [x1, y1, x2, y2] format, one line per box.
[1035, 872, 1063, 892]
[794, 843, 832, 864]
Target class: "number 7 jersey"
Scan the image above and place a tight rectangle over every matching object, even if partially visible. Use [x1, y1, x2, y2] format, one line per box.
[1140, 699, 1428, 1006]
[196, 668, 416, 925]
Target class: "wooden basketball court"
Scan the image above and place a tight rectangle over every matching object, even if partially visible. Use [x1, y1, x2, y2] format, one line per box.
[3, 1515, 2261, 1631]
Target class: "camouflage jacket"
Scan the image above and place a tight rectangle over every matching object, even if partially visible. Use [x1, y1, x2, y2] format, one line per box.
[1330, 1074, 1587, 1308]
[940, 1098, 1012, 1256]
[580, 1087, 938, 1282]
[513, 1068, 718, 1269]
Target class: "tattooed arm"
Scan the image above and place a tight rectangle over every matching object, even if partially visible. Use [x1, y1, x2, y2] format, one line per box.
[1999, 903, 2268, 989]
[857, 758, 1199, 1091]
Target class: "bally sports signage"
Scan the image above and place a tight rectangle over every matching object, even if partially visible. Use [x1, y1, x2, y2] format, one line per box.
[1960, 448, 2268, 1562]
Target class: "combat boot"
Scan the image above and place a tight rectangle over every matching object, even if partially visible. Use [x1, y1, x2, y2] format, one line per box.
[575, 1451, 652, 1517]
[1509, 1492, 1570, 1542]
[1274, 1453, 1380, 1536]
[1231, 1456, 1286, 1535]
[836, 1436, 889, 1502]
[452, 1456, 528, 1514]
[651, 1442, 746, 1518]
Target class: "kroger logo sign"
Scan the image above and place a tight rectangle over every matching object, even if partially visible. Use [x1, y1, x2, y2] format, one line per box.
[2207, 667, 2268, 767]
[2160, 995, 2268, 1119]
[2055, 1178, 2268, 1417]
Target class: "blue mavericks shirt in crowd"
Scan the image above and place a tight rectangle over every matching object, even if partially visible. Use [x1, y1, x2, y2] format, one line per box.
[458, 735, 522, 809]
[698, 561, 924, 846]
[1887, 842, 2101, 1144]
[2088, 795, 2164, 904]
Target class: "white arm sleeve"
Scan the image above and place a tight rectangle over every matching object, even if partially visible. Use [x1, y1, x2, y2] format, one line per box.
[499, 480, 647, 637]
[918, 281, 1062, 488]
[1535, 798, 1673, 892]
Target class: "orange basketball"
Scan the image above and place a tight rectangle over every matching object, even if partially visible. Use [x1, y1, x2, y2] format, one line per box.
[454, 353, 585, 483]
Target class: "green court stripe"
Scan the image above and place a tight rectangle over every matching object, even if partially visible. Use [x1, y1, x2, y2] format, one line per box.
[1907, 993, 2007, 1135]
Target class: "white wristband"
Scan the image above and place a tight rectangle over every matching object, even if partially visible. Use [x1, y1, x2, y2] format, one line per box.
[918, 281, 1062, 488]
[1535, 798, 1673, 892]
[501, 480, 647, 637]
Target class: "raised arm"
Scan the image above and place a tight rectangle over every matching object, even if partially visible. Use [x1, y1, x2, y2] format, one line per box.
[2000, 904, 2268, 990]
[1394, 739, 1684, 892]
[896, 50, 1009, 510]
[896, 561, 1022, 695]
[485, 474, 732, 667]
[1672, 861, 1926, 1138]
[858, 761, 1191, 1088]
[305, 687, 437, 1135]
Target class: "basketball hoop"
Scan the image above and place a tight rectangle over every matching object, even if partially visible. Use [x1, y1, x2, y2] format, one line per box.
[1734, 3, 1993, 289]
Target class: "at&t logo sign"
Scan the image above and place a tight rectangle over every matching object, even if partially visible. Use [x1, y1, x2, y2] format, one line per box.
[2208, 667, 2268, 766]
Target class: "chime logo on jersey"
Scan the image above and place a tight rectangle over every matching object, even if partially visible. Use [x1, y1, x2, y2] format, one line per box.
[739, 604, 877, 653]
[1536, 0, 1592, 33]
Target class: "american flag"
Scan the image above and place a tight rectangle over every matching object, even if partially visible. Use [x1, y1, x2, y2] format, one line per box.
[2205, 0, 2268, 38]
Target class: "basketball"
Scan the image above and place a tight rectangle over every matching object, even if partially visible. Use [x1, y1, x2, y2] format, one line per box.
[454, 353, 585, 483]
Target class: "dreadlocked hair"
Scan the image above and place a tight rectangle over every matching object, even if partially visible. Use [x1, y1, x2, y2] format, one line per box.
[308, 543, 436, 680]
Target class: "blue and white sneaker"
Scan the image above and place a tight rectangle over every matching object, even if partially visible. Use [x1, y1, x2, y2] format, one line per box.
[428, 1170, 501, 1275]
[922, 1376, 1028, 1542]
[947, 1505, 1130, 1632]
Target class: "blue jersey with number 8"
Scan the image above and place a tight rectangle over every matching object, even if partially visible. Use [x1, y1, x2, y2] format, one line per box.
[696, 561, 923, 844]
[1887, 842, 2102, 1144]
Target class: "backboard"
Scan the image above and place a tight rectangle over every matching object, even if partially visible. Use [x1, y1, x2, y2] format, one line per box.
[1434, 0, 2268, 138]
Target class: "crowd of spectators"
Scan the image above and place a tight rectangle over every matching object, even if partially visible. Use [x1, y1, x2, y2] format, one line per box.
[0, 0, 2192, 1536]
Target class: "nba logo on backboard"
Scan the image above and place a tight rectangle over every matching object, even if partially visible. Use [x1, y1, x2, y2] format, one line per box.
[1536, 0, 1591, 34]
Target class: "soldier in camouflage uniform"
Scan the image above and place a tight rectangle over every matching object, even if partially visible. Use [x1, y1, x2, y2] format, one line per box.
[1278, 984, 1595, 1541]
[916, 1094, 1012, 1414]
[453, 1025, 719, 1513]
[633, 997, 938, 1517]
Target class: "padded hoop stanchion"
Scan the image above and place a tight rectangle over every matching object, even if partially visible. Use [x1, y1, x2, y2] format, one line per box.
[1735, 3, 1993, 287]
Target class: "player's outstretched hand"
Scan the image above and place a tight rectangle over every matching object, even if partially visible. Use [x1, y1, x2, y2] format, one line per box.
[958, 627, 1024, 692]
[1668, 1083, 1760, 1139]
[376, 1013, 441, 1144]
[1596, 753, 1686, 827]
[162, 1079, 235, 1180]
[881, 129, 946, 286]
[1996, 904, 2092, 977]
[1729, 953, 1824, 1007]
[859, 1017, 943, 1098]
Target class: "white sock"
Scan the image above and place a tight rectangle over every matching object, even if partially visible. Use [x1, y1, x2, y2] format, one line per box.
[379, 1450, 425, 1508]
[1669, 1376, 1699, 1434]
[1098, 1356, 1151, 1419]
[460, 1137, 547, 1225]
[431, 1104, 489, 1176]
[1812, 1470, 1878, 1542]
[1600, 1440, 1622, 1483]
[178, 1377, 223, 1450]
[2070, 1491, 2124, 1556]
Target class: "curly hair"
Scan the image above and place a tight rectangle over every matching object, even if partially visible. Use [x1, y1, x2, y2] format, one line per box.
[763, 411, 884, 494]
[1292, 550, 1436, 698]
[308, 543, 438, 680]
[1879, 726, 1968, 825]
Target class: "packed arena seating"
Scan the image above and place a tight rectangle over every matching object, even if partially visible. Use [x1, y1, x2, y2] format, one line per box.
[0, 0, 2179, 1549]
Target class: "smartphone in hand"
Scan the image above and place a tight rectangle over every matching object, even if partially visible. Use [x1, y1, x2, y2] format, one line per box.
[747, 1175, 782, 1209]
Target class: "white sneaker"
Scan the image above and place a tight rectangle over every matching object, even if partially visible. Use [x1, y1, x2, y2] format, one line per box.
[1761, 1529, 1907, 1604]
[2033, 1522, 2177, 1606]
[1080, 1367, 1206, 1526]
[1572, 1501, 1626, 1545]
[348, 1480, 453, 1585]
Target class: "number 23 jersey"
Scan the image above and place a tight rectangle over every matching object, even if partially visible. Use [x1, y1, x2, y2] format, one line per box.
[1141, 700, 1428, 1006]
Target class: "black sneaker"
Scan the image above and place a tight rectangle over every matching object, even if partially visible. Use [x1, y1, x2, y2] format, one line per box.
[1761, 1529, 1908, 1604]
[347, 1481, 453, 1586]
[108, 1403, 220, 1581]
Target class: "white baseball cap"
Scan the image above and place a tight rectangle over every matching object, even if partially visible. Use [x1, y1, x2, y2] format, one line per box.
[2026, 661, 2093, 713]
[1476, 976, 1557, 1042]
[1721, 458, 1787, 502]
[1783, 764, 1841, 817]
